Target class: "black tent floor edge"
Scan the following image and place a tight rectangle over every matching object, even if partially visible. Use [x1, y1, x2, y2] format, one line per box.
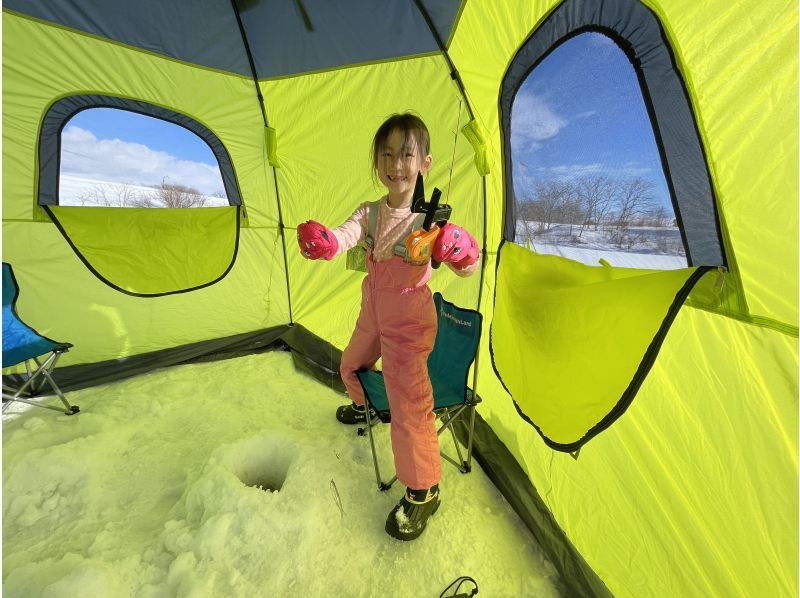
[455, 411, 613, 598]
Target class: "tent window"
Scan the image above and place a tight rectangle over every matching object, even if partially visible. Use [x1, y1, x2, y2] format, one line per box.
[500, 0, 726, 268]
[38, 94, 242, 208]
[510, 32, 687, 270]
[60, 108, 228, 208]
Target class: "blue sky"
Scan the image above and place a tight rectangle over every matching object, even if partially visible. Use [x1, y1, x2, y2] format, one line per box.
[61, 108, 225, 198]
[511, 32, 671, 208]
[68, 108, 218, 164]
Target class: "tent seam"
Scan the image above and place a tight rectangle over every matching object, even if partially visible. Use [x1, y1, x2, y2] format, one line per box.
[229, 0, 294, 324]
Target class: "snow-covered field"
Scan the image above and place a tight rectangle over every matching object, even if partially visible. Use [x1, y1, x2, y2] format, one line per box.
[2, 351, 561, 597]
[517, 222, 688, 270]
[59, 175, 227, 208]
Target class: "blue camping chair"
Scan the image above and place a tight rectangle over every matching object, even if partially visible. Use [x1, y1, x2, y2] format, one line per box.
[2, 263, 79, 415]
[356, 292, 482, 490]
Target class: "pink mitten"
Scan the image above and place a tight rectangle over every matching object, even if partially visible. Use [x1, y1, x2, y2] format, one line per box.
[297, 220, 339, 260]
[432, 223, 479, 269]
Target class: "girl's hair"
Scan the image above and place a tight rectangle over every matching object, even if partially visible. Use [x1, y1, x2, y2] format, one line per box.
[371, 112, 431, 182]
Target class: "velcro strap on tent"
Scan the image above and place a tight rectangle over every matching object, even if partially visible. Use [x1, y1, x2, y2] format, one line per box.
[461, 119, 490, 176]
[265, 126, 279, 167]
[491, 242, 710, 451]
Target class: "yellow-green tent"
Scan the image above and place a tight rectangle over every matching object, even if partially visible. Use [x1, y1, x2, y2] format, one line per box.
[3, 1, 797, 596]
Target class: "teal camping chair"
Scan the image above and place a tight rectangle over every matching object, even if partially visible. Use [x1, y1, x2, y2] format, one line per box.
[2, 263, 79, 415]
[356, 292, 482, 490]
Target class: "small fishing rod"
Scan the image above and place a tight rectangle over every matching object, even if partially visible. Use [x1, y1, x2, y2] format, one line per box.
[405, 99, 462, 267]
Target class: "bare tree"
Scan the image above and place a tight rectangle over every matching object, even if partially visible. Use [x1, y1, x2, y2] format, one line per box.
[613, 177, 655, 230]
[575, 175, 614, 235]
[76, 180, 209, 208]
[601, 178, 655, 249]
[151, 179, 208, 208]
[516, 195, 541, 244]
[514, 174, 685, 253]
[530, 180, 574, 233]
[646, 205, 671, 228]
[78, 183, 142, 207]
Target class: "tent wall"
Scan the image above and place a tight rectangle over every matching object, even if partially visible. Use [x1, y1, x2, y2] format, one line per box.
[2, 1, 797, 597]
[666, 0, 798, 328]
[2, 12, 290, 366]
[473, 303, 798, 596]
[447, 1, 798, 596]
[262, 55, 484, 349]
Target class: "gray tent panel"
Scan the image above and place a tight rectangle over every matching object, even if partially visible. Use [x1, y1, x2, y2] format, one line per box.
[239, 0, 463, 79]
[7, 0, 464, 80]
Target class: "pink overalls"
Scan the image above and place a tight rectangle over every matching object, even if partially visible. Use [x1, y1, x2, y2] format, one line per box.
[339, 249, 441, 490]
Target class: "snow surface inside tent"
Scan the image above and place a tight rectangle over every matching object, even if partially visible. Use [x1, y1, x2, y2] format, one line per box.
[2, 351, 561, 597]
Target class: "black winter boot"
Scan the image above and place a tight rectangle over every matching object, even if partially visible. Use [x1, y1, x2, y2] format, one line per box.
[385, 485, 440, 541]
[336, 402, 371, 424]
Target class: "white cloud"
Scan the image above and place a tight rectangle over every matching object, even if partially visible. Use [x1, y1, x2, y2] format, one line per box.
[529, 162, 655, 181]
[536, 163, 604, 179]
[60, 126, 226, 196]
[619, 166, 654, 177]
[511, 91, 567, 152]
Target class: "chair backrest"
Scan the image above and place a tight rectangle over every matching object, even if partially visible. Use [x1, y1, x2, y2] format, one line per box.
[428, 293, 483, 408]
[2, 262, 65, 367]
[3, 263, 18, 309]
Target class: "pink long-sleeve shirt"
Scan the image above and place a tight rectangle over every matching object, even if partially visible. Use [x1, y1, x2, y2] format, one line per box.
[330, 197, 479, 277]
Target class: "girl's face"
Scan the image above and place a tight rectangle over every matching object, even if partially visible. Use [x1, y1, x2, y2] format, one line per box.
[377, 128, 431, 201]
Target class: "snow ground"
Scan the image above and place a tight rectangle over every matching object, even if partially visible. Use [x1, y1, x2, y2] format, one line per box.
[517, 222, 688, 270]
[531, 241, 687, 270]
[59, 175, 227, 207]
[2, 351, 561, 597]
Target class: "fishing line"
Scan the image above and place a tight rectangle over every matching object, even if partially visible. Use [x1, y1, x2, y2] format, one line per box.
[445, 98, 463, 206]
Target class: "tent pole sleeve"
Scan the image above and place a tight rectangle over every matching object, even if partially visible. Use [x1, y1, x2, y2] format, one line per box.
[412, 1, 489, 402]
[411, 0, 475, 121]
[230, 0, 294, 323]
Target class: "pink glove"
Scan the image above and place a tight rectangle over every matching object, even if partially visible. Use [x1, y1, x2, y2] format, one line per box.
[432, 223, 479, 269]
[297, 220, 339, 260]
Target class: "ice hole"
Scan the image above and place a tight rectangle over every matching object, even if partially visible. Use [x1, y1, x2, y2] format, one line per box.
[231, 435, 296, 493]
[244, 473, 284, 493]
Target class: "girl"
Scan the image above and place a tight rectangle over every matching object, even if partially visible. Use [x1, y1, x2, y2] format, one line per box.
[297, 113, 480, 541]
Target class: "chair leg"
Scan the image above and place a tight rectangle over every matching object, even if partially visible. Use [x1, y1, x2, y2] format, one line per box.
[363, 403, 384, 490]
[362, 403, 476, 491]
[2, 352, 79, 415]
[436, 405, 471, 473]
[39, 364, 79, 414]
[361, 405, 396, 491]
[447, 423, 467, 470]
[465, 406, 477, 473]
[28, 356, 48, 394]
[12, 357, 48, 397]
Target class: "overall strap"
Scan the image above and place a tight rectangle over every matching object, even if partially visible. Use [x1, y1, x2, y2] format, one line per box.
[365, 201, 426, 258]
[365, 200, 380, 249]
[393, 214, 426, 258]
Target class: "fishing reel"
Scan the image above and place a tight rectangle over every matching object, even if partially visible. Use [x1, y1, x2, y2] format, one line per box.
[404, 172, 452, 266]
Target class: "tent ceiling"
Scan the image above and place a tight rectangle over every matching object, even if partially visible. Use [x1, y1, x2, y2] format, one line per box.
[5, 0, 463, 79]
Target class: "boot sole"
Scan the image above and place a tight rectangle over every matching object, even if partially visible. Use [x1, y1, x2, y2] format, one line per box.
[386, 498, 441, 542]
[335, 404, 368, 424]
